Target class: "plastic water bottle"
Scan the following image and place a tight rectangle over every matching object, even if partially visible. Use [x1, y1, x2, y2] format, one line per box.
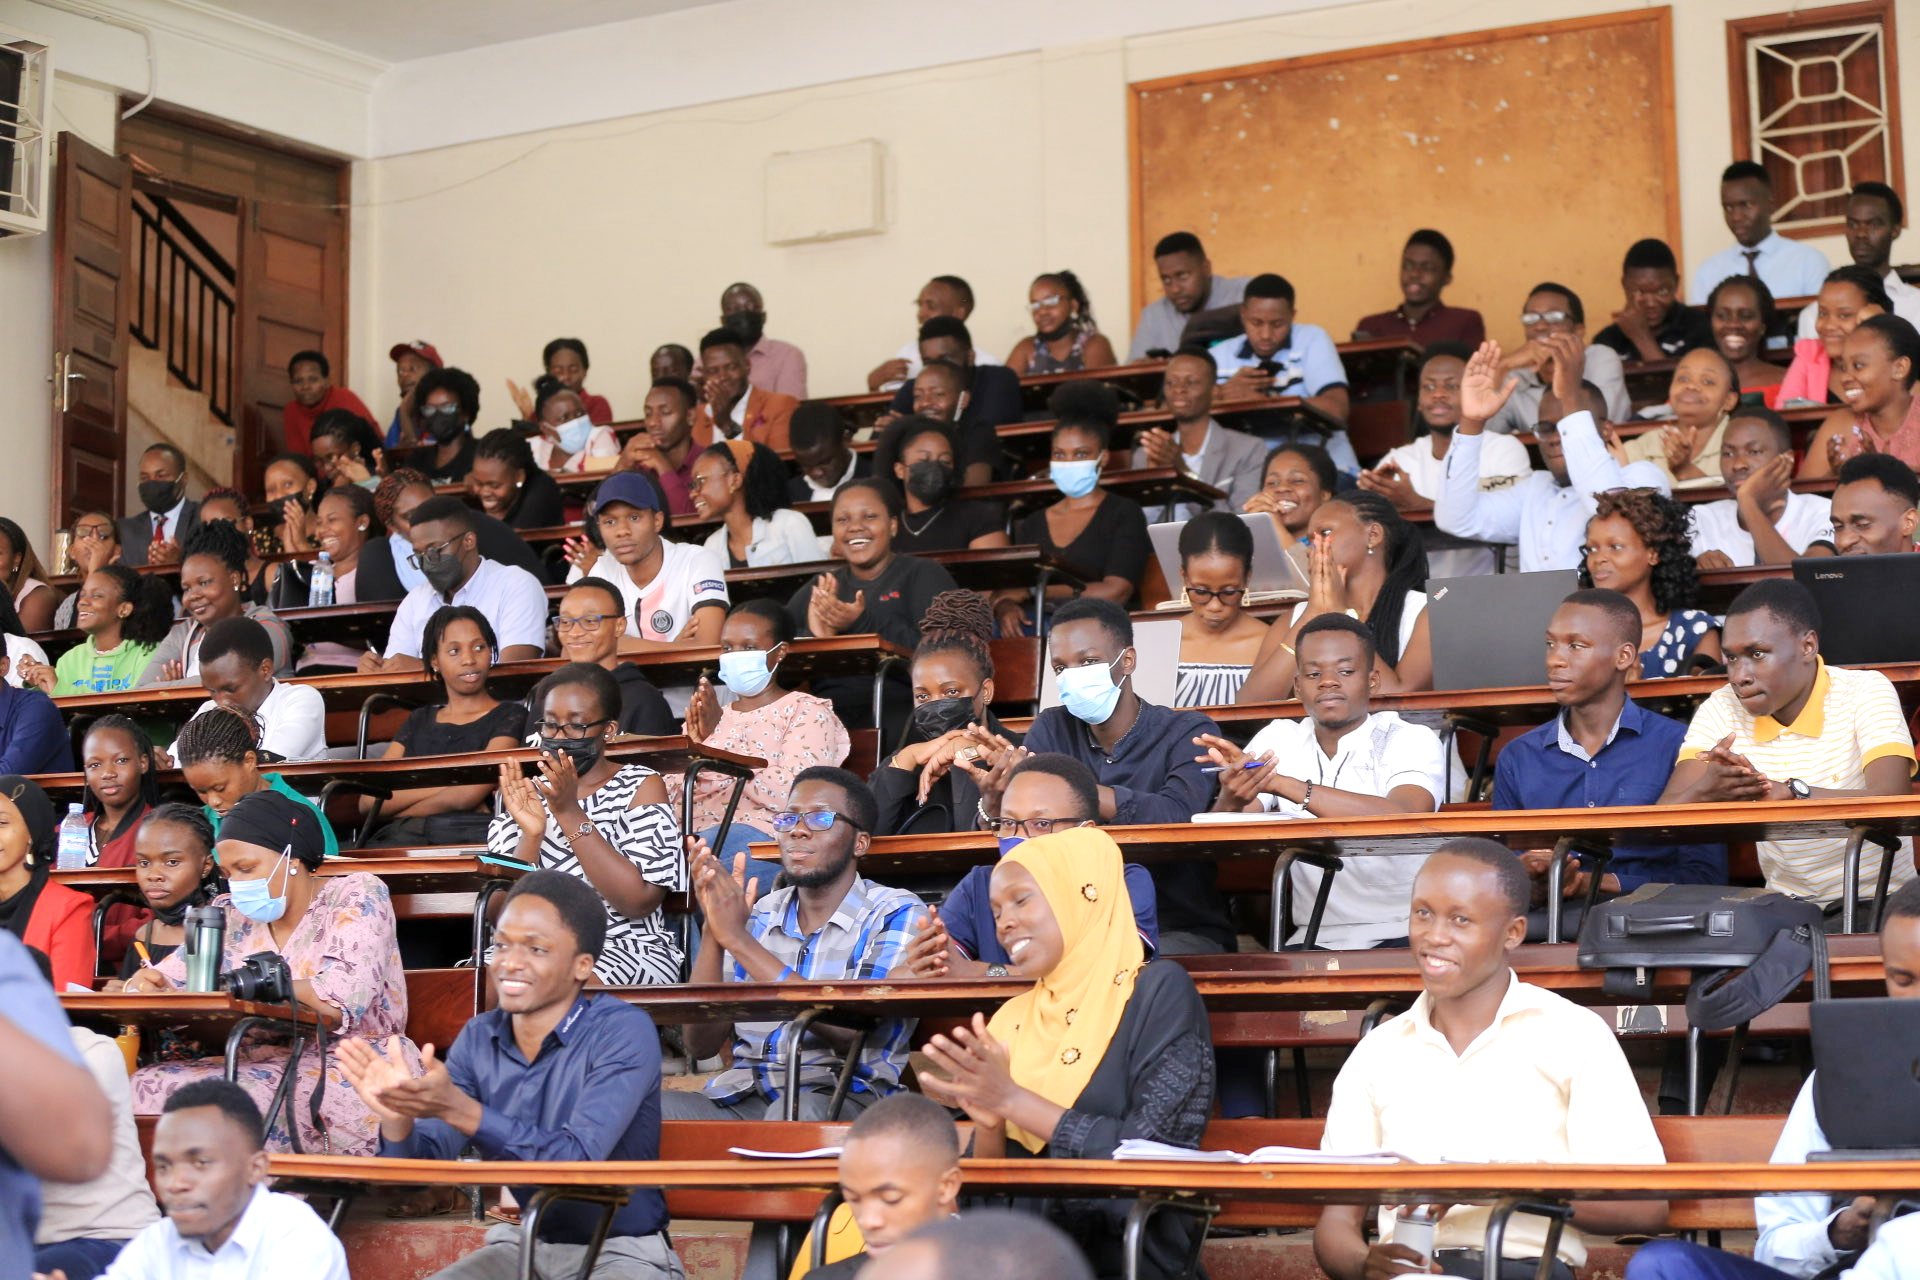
[309, 551, 335, 607]
[56, 803, 90, 871]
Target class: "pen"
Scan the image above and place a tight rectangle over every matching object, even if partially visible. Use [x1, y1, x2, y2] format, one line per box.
[133, 939, 152, 969]
[1200, 762, 1266, 774]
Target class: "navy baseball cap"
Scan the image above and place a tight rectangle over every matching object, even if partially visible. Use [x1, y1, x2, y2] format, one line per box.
[589, 471, 664, 516]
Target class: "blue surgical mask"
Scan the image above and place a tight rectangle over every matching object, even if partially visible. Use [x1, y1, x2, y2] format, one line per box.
[718, 648, 775, 697]
[1056, 654, 1126, 725]
[228, 846, 291, 924]
[997, 835, 1025, 857]
[1051, 459, 1101, 499]
[554, 414, 595, 455]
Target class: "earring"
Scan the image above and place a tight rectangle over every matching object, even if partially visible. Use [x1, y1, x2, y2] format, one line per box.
[1367, 546, 1376, 556]
[23, 850, 33, 867]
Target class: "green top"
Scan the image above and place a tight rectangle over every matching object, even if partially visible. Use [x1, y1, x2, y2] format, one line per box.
[51, 638, 158, 696]
[203, 772, 341, 861]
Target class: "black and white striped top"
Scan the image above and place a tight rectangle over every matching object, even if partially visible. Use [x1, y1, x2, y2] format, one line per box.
[486, 764, 687, 986]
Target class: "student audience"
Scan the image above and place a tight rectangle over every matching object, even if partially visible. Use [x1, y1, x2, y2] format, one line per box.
[1594, 238, 1714, 363]
[409, 366, 483, 484]
[1493, 590, 1727, 939]
[126, 789, 414, 1155]
[566, 471, 730, 651]
[869, 415, 1006, 554]
[1795, 182, 1920, 337]
[343, 870, 677, 1280]
[693, 328, 799, 452]
[283, 349, 374, 457]
[1436, 337, 1671, 571]
[260, 454, 322, 575]
[1313, 839, 1668, 1279]
[1692, 161, 1833, 303]
[1485, 282, 1634, 432]
[797, 1092, 963, 1278]
[1577, 489, 1722, 677]
[553, 578, 676, 735]
[187, 616, 328, 762]
[871, 274, 1000, 389]
[1691, 407, 1833, 567]
[1624, 347, 1741, 481]
[1172, 511, 1271, 706]
[139, 523, 294, 688]
[173, 707, 339, 858]
[113, 804, 220, 981]
[1662, 580, 1916, 922]
[1803, 313, 1920, 478]
[1205, 613, 1445, 946]
[887, 317, 1022, 481]
[1827, 452, 1920, 555]
[1709, 275, 1790, 406]
[0, 776, 95, 989]
[383, 338, 442, 448]
[19, 566, 169, 695]
[621, 377, 702, 514]
[367, 496, 548, 673]
[365, 606, 528, 847]
[509, 337, 612, 426]
[919, 827, 1213, 1280]
[308, 409, 384, 492]
[1007, 270, 1116, 374]
[121, 443, 200, 568]
[787, 401, 870, 503]
[670, 768, 922, 1120]
[1361, 342, 1533, 578]
[693, 440, 823, 567]
[1210, 272, 1357, 473]
[1778, 266, 1891, 410]
[1131, 231, 1249, 360]
[1352, 228, 1487, 348]
[467, 428, 565, 530]
[360, 468, 541, 600]
[1132, 347, 1269, 515]
[487, 664, 687, 985]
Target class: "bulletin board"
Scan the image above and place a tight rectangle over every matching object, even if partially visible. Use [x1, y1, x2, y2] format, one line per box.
[1128, 9, 1680, 349]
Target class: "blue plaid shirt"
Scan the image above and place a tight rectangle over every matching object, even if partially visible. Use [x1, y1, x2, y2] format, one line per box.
[706, 877, 925, 1106]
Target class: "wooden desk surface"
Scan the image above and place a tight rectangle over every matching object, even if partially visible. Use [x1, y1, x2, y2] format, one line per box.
[55, 854, 523, 898]
[702, 547, 1091, 604]
[61, 991, 321, 1033]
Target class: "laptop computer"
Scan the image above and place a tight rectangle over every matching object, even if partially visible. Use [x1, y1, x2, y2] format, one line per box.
[1792, 553, 1920, 666]
[1810, 997, 1920, 1153]
[1427, 570, 1581, 692]
[1148, 512, 1309, 609]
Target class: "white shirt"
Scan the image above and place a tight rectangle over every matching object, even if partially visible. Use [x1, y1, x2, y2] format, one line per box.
[1796, 267, 1920, 337]
[884, 340, 1001, 388]
[4, 633, 48, 687]
[702, 509, 827, 568]
[1755, 1074, 1847, 1276]
[1435, 411, 1674, 572]
[1380, 431, 1533, 579]
[1239, 710, 1445, 946]
[102, 1184, 349, 1280]
[385, 558, 549, 660]
[1689, 490, 1833, 566]
[150, 498, 187, 541]
[804, 453, 860, 502]
[36, 1028, 159, 1245]
[1853, 1213, 1920, 1280]
[1486, 343, 1633, 434]
[191, 680, 327, 763]
[1693, 230, 1833, 305]
[567, 538, 729, 643]
[1321, 974, 1666, 1266]
[1287, 592, 1428, 672]
[529, 426, 621, 473]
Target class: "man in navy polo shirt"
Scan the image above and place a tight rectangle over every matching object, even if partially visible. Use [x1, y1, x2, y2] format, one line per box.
[1208, 273, 1357, 475]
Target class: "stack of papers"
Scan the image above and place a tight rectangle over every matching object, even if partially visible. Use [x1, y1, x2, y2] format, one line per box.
[1113, 1139, 1404, 1165]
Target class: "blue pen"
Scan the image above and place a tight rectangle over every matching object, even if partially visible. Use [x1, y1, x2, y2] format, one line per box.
[1200, 761, 1266, 774]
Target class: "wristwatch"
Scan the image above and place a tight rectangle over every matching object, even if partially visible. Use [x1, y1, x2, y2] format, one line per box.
[984, 964, 1010, 978]
[1785, 778, 1811, 801]
[571, 817, 600, 841]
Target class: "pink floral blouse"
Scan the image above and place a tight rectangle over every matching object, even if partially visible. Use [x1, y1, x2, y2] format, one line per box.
[667, 690, 850, 833]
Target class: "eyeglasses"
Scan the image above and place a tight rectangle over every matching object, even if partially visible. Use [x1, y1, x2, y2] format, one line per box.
[554, 613, 613, 632]
[770, 809, 863, 834]
[417, 402, 462, 420]
[981, 816, 1080, 840]
[534, 717, 613, 739]
[1185, 585, 1246, 604]
[407, 537, 464, 569]
[1520, 310, 1574, 327]
[72, 523, 113, 539]
[1027, 294, 1066, 312]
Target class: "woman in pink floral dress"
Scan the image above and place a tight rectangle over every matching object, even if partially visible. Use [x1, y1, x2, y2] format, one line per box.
[125, 790, 416, 1155]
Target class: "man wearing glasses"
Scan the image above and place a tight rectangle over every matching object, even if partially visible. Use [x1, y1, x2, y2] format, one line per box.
[903, 753, 1158, 979]
[552, 578, 677, 735]
[667, 767, 925, 1121]
[1483, 283, 1634, 435]
[361, 496, 548, 673]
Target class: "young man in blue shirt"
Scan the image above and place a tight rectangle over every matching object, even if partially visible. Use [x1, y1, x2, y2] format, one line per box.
[1492, 588, 1725, 941]
[1208, 273, 1357, 474]
[340, 870, 679, 1280]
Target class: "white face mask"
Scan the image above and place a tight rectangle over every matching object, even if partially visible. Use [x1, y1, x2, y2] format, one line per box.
[553, 414, 595, 454]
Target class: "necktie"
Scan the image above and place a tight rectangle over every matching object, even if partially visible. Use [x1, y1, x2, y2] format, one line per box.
[1742, 249, 1760, 278]
[152, 514, 167, 544]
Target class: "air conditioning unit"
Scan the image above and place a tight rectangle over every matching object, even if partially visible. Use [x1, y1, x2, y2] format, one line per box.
[0, 29, 51, 239]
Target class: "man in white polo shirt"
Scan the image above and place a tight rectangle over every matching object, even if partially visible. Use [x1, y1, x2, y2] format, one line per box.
[564, 471, 729, 652]
[1662, 579, 1917, 925]
[361, 496, 549, 674]
[1690, 407, 1833, 568]
[1194, 614, 1445, 949]
[1312, 839, 1667, 1280]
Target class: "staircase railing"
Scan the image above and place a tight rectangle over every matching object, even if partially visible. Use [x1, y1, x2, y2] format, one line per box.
[130, 192, 235, 425]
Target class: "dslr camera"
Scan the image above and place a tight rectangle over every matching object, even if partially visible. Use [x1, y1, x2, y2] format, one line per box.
[220, 951, 294, 1003]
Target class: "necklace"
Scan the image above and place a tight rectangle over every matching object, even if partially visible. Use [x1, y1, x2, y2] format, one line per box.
[902, 506, 945, 537]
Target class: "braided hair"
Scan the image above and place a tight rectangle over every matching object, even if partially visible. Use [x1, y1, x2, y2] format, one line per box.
[173, 706, 258, 767]
[79, 714, 163, 823]
[913, 589, 995, 683]
[182, 519, 252, 578]
[374, 468, 431, 530]
[1578, 489, 1702, 615]
[1324, 490, 1428, 668]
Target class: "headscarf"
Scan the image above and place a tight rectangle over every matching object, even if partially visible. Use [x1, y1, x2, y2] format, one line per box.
[0, 776, 56, 940]
[719, 438, 756, 476]
[984, 827, 1144, 1152]
[218, 790, 328, 869]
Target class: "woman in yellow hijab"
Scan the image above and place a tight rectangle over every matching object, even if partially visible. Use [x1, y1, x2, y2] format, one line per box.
[920, 825, 1214, 1280]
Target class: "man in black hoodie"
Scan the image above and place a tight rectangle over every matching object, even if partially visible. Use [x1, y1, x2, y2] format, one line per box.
[554, 577, 675, 735]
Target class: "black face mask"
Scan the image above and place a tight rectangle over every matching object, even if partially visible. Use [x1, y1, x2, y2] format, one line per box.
[904, 459, 956, 505]
[421, 555, 468, 597]
[539, 734, 603, 772]
[138, 479, 182, 515]
[1036, 318, 1076, 344]
[910, 695, 979, 740]
[722, 310, 767, 347]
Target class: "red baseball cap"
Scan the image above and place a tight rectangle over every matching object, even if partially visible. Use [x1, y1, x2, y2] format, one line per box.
[388, 340, 443, 368]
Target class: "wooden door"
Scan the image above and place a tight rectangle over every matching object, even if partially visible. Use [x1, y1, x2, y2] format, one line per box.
[235, 197, 347, 491]
[50, 132, 133, 526]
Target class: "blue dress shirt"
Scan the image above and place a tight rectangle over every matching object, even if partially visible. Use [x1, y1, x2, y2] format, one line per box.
[0, 932, 83, 1279]
[1491, 697, 1725, 890]
[943, 858, 1160, 963]
[382, 994, 668, 1243]
[0, 681, 73, 775]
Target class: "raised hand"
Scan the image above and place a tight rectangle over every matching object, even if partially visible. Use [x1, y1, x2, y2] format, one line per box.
[905, 909, 954, 978]
[1543, 332, 1587, 411]
[690, 847, 761, 946]
[507, 379, 535, 420]
[807, 575, 864, 636]
[562, 534, 601, 576]
[1304, 533, 1350, 616]
[685, 675, 722, 743]
[1660, 424, 1695, 473]
[496, 762, 549, 838]
[1136, 426, 1181, 469]
[338, 1034, 417, 1123]
[1458, 341, 1521, 426]
[534, 747, 585, 817]
[14, 657, 55, 693]
[1355, 461, 1422, 510]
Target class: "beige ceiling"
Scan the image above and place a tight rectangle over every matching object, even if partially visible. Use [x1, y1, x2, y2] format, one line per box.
[190, 0, 733, 63]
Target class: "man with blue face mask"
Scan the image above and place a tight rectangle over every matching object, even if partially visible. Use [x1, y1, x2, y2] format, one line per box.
[904, 754, 1158, 979]
[977, 598, 1232, 954]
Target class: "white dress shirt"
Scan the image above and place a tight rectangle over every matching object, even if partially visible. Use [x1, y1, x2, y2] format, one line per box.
[1852, 1212, 1920, 1280]
[1689, 491, 1833, 566]
[102, 1184, 349, 1280]
[1755, 1073, 1847, 1276]
[1692, 231, 1833, 304]
[1434, 411, 1673, 572]
[1380, 431, 1533, 578]
[1796, 267, 1920, 337]
[191, 679, 327, 762]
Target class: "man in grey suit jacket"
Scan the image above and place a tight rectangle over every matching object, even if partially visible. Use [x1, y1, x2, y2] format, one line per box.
[119, 443, 201, 568]
[1131, 347, 1269, 516]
